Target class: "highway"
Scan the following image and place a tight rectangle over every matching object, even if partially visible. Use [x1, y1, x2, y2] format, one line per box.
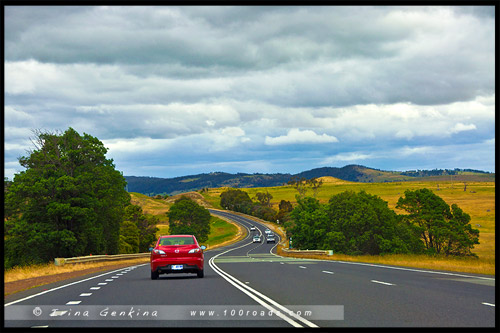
[4, 210, 496, 328]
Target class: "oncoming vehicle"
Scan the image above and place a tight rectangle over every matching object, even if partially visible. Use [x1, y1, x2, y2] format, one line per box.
[253, 235, 261, 243]
[266, 234, 276, 243]
[150, 235, 206, 280]
[265, 229, 272, 235]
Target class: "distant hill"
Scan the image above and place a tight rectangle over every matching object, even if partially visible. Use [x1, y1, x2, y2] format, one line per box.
[125, 165, 494, 195]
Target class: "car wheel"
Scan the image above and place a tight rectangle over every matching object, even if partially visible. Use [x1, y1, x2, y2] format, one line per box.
[151, 270, 159, 280]
[197, 269, 204, 278]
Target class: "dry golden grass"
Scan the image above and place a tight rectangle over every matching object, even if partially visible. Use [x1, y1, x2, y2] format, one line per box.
[4, 257, 150, 283]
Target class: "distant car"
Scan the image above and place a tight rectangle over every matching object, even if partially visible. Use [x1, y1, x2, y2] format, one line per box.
[150, 235, 206, 280]
[266, 235, 276, 243]
[265, 229, 272, 235]
[250, 226, 256, 231]
[253, 235, 261, 243]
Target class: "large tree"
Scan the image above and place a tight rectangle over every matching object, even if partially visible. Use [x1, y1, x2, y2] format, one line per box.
[287, 191, 421, 255]
[396, 188, 479, 256]
[167, 196, 211, 243]
[4, 128, 130, 268]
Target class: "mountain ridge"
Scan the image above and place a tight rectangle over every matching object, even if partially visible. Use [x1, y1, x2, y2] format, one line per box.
[125, 165, 494, 195]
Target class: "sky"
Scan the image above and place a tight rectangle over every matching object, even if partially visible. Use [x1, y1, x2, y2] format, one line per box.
[4, 6, 496, 180]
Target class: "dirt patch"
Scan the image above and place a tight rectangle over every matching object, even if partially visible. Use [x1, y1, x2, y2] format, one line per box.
[4, 260, 148, 297]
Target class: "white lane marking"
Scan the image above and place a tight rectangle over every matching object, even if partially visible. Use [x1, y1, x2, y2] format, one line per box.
[482, 302, 495, 307]
[371, 280, 395, 286]
[322, 271, 334, 274]
[79, 293, 92, 297]
[299, 266, 307, 269]
[105, 279, 114, 282]
[66, 301, 81, 305]
[90, 287, 100, 290]
[209, 249, 318, 328]
[98, 283, 107, 286]
[4, 264, 148, 307]
[111, 276, 119, 279]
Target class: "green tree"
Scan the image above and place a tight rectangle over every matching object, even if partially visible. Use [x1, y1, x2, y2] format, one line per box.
[119, 220, 140, 254]
[287, 191, 420, 255]
[396, 188, 479, 256]
[276, 199, 293, 223]
[254, 191, 273, 207]
[4, 128, 129, 268]
[167, 196, 211, 243]
[220, 189, 253, 214]
[119, 204, 159, 253]
[326, 191, 416, 255]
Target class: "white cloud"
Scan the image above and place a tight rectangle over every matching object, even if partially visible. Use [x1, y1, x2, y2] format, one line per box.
[322, 152, 373, 165]
[265, 128, 339, 146]
[450, 123, 477, 134]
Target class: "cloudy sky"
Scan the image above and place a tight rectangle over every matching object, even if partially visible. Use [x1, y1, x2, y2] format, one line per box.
[4, 6, 495, 180]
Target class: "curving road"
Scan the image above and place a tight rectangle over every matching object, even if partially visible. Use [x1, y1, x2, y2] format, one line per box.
[4, 210, 495, 328]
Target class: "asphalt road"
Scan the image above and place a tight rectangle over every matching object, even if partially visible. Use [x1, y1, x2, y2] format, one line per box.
[4, 210, 496, 328]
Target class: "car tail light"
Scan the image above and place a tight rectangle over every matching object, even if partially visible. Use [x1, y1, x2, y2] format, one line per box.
[153, 249, 166, 255]
[188, 248, 201, 254]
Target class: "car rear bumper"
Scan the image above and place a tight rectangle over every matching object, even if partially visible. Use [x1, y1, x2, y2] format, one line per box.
[151, 256, 204, 273]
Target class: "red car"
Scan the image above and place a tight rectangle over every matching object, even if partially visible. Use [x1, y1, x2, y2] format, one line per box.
[150, 235, 206, 280]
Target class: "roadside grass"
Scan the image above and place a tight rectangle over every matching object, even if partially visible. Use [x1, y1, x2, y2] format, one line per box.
[4, 258, 150, 283]
[205, 215, 241, 249]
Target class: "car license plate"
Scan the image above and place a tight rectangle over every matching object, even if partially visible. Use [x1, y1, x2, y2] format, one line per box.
[171, 265, 183, 270]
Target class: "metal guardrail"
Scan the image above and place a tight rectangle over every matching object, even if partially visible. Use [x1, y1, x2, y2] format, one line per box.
[280, 248, 332, 256]
[54, 253, 150, 266]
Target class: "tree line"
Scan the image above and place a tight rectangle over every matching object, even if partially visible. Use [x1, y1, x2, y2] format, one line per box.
[4, 128, 158, 269]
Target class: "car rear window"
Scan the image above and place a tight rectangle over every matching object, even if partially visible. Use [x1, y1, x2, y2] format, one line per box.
[160, 237, 195, 246]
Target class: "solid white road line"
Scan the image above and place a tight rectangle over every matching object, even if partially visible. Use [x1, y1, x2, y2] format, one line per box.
[209, 248, 319, 328]
[371, 280, 395, 286]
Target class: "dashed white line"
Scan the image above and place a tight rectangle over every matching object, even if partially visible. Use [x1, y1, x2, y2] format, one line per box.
[322, 271, 334, 274]
[371, 280, 395, 286]
[299, 266, 307, 269]
[4, 264, 148, 307]
[66, 301, 81, 305]
[105, 279, 114, 282]
[98, 283, 107, 285]
[90, 287, 101, 290]
[482, 302, 495, 307]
